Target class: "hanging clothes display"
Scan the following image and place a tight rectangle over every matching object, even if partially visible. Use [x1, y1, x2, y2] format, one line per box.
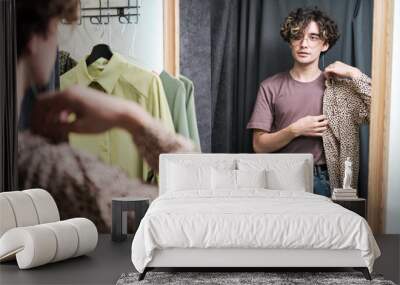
[60, 52, 175, 181]
[160, 71, 191, 139]
[322, 73, 371, 190]
[159, 70, 201, 151]
[179, 75, 201, 151]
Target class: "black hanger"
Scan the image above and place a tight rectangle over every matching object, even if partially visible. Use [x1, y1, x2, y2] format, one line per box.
[86, 44, 113, 66]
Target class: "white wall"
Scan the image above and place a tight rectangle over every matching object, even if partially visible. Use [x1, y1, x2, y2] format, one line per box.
[385, 0, 400, 234]
[58, 0, 164, 73]
[134, 0, 164, 72]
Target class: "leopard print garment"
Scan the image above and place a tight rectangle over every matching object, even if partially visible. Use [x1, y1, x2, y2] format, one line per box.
[322, 73, 371, 191]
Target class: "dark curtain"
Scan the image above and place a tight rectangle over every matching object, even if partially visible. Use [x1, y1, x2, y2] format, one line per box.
[210, 0, 241, 152]
[0, 0, 17, 192]
[180, 0, 212, 152]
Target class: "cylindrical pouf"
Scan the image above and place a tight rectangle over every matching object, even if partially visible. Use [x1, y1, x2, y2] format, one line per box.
[23, 189, 60, 223]
[0, 192, 39, 227]
[0, 196, 17, 237]
[65, 218, 98, 257]
[0, 226, 57, 269]
[42, 221, 79, 262]
[0, 219, 98, 269]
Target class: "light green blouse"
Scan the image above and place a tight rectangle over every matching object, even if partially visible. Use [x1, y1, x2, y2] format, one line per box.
[61, 53, 174, 180]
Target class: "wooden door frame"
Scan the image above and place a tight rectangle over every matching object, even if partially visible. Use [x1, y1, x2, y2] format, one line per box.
[368, 0, 395, 233]
[163, 0, 180, 76]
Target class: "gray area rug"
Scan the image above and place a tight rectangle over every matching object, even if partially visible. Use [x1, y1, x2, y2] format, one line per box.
[116, 272, 396, 285]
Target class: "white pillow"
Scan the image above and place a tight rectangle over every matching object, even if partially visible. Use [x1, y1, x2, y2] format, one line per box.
[211, 169, 268, 190]
[266, 166, 307, 191]
[167, 162, 212, 191]
[237, 159, 308, 191]
[211, 168, 237, 190]
[236, 169, 267, 188]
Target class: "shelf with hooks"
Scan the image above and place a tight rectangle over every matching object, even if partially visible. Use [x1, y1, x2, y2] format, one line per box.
[79, 0, 140, 25]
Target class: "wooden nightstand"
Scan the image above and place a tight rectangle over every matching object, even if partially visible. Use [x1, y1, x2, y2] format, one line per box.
[332, 198, 367, 219]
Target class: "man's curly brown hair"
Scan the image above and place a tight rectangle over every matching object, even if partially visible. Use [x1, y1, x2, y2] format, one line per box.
[280, 7, 340, 53]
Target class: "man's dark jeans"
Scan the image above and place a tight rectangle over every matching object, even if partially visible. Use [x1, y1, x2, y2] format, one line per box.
[313, 166, 331, 197]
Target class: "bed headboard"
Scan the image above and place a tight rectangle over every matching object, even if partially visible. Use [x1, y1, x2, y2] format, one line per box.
[159, 153, 314, 195]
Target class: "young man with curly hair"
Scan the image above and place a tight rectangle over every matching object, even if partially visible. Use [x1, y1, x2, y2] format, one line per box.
[247, 7, 364, 197]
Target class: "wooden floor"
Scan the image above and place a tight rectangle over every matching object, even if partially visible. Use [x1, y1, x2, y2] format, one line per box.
[0, 234, 398, 285]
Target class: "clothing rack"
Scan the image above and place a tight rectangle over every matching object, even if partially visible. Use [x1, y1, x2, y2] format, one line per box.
[79, 0, 140, 25]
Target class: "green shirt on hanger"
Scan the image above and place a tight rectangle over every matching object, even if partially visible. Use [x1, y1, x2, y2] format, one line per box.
[179, 75, 201, 151]
[160, 71, 190, 139]
[60, 53, 175, 180]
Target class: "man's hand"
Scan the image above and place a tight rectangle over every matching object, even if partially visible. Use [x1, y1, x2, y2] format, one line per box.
[324, 61, 362, 79]
[31, 85, 142, 142]
[289, 115, 329, 137]
[253, 115, 328, 153]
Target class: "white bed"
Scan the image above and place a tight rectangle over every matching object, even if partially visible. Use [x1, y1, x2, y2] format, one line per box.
[131, 154, 380, 280]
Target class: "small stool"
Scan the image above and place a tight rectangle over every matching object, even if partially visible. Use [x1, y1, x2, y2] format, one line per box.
[111, 197, 150, 242]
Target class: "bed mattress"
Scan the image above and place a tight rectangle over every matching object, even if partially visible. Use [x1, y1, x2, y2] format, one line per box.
[131, 190, 380, 273]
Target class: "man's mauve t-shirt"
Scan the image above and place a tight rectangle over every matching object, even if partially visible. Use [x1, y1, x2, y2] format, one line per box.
[247, 71, 326, 165]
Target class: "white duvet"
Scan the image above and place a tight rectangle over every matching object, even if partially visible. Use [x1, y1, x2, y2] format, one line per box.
[131, 190, 380, 273]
